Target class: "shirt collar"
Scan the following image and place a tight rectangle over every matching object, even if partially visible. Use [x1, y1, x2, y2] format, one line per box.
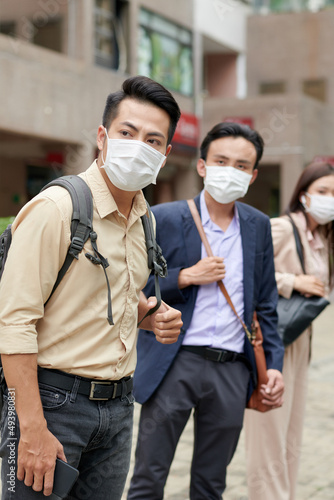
[200, 190, 240, 231]
[82, 161, 148, 220]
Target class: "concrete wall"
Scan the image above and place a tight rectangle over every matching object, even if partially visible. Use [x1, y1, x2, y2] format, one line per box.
[247, 9, 334, 105]
[205, 53, 237, 97]
[194, 0, 250, 53]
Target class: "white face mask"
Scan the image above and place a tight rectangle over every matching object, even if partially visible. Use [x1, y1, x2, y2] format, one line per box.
[101, 132, 166, 191]
[301, 193, 334, 225]
[204, 166, 252, 204]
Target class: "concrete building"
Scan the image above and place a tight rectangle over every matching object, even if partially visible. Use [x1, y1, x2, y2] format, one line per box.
[203, 4, 334, 215]
[0, 0, 250, 216]
[4, 1, 331, 218]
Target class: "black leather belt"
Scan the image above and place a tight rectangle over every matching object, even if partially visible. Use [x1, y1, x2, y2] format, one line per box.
[181, 345, 251, 368]
[38, 368, 133, 401]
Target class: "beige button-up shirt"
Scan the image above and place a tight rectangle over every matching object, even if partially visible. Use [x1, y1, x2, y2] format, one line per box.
[0, 161, 150, 380]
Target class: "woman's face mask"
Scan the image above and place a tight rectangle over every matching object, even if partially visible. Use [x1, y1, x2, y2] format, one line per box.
[301, 192, 334, 225]
[101, 130, 166, 191]
[204, 166, 252, 204]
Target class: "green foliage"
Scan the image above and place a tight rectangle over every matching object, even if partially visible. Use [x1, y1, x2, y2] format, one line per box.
[0, 217, 15, 234]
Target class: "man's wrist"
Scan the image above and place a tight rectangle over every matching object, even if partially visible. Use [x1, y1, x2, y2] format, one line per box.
[178, 269, 191, 289]
[19, 412, 47, 433]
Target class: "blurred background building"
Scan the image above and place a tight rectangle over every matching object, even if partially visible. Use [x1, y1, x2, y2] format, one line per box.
[1, 0, 334, 217]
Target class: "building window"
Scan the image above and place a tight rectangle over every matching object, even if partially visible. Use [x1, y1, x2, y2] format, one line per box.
[138, 8, 193, 97]
[302, 79, 326, 102]
[33, 18, 63, 53]
[0, 22, 16, 37]
[259, 81, 286, 95]
[27, 165, 61, 200]
[94, 0, 122, 69]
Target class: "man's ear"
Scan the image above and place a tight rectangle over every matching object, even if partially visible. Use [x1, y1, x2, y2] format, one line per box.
[97, 125, 106, 151]
[250, 168, 258, 185]
[197, 158, 206, 178]
[161, 144, 172, 168]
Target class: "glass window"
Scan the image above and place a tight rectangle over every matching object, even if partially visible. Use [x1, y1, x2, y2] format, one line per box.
[302, 79, 326, 102]
[32, 18, 63, 53]
[94, 0, 119, 69]
[259, 81, 286, 95]
[138, 8, 193, 96]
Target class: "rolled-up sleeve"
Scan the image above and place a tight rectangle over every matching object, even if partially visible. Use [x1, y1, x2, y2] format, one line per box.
[0, 194, 69, 354]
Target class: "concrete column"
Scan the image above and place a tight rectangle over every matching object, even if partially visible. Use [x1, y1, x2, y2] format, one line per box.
[67, 0, 77, 58]
[192, 29, 203, 118]
[174, 168, 201, 201]
[280, 155, 304, 212]
[128, 0, 139, 75]
[236, 52, 247, 99]
[79, 0, 95, 66]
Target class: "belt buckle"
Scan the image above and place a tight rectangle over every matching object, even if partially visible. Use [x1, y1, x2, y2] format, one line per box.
[206, 347, 222, 362]
[219, 351, 229, 363]
[89, 381, 114, 401]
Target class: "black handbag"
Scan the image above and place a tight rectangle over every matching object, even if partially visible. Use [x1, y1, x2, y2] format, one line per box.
[277, 215, 329, 346]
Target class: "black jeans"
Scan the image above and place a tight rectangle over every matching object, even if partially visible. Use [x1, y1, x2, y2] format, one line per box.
[0, 378, 134, 499]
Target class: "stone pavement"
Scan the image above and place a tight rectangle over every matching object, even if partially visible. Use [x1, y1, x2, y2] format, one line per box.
[122, 303, 334, 500]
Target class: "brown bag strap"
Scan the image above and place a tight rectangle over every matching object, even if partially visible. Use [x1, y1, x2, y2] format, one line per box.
[187, 199, 253, 341]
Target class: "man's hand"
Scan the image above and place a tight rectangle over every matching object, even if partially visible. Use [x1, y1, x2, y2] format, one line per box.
[140, 296, 183, 344]
[18, 423, 66, 496]
[178, 257, 225, 289]
[259, 369, 284, 409]
[1, 353, 66, 497]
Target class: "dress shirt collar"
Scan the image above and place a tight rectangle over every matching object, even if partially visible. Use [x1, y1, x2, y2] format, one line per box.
[200, 190, 240, 231]
[84, 161, 148, 220]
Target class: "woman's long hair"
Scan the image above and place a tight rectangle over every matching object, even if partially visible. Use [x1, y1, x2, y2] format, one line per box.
[287, 161, 334, 283]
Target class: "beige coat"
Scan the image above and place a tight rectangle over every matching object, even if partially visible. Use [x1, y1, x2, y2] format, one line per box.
[271, 212, 330, 300]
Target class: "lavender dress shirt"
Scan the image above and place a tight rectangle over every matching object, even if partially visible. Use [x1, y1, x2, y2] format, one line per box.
[182, 191, 245, 353]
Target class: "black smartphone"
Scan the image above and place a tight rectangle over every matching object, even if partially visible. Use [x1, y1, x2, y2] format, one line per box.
[52, 458, 79, 498]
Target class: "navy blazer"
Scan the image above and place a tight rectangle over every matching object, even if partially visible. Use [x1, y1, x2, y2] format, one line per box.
[134, 195, 284, 404]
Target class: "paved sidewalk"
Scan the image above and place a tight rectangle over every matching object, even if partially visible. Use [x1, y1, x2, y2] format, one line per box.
[122, 303, 334, 499]
[1, 306, 332, 499]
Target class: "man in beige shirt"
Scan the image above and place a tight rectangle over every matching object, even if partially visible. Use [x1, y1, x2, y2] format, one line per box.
[0, 76, 183, 499]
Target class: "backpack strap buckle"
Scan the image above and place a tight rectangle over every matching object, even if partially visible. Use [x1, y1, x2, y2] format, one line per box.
[68, 236, 85, 259]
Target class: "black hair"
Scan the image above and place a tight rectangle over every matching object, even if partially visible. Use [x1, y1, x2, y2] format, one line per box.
[288, 161, 334, 214]
[287, 161, 334, 285]
[200, 122, 264, 169]
[102, 76, 181, 145]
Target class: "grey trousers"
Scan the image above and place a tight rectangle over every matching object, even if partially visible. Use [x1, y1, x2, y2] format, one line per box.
[128, 348, 250, 500]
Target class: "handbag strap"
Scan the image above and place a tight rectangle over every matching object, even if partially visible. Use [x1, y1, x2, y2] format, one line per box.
[287, 214, 306, 274]
[187, 199, 253, 341]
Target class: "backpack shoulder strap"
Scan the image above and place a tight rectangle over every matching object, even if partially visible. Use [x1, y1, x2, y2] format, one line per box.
[41, 176, 93, 302]
[138, 202, 167, 327]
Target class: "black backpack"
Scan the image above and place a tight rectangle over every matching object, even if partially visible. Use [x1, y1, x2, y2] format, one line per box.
[0, 175, 167, 325]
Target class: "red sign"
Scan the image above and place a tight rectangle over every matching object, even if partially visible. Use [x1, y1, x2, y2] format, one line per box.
[223, 116, 254, 129]
[46, 152, 64, 165]
[172, 113, 200, 148]
[313, 155, 334, 166]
